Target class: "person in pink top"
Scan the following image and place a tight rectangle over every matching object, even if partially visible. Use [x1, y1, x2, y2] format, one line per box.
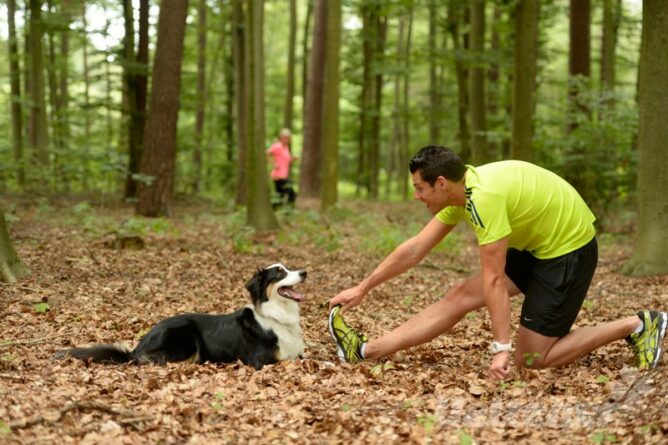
[267, 128, 297, 206]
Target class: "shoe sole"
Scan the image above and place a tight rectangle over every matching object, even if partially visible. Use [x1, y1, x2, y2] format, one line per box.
[328, 307, 346, 361]
[651, 312, 667, 369]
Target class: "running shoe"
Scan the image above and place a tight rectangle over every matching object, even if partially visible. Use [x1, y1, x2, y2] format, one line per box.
[328, 305, 367, 363]
[627, 310, 667, 369]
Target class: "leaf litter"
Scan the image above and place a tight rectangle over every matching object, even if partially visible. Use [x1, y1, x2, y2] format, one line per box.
[0, 201, 666, 444]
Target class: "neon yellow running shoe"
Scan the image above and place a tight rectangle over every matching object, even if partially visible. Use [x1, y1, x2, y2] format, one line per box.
[328, 305, 367, 363]
[627, 310, 667, 370]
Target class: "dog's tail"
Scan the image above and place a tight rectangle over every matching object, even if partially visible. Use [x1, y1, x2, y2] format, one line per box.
[53, 343, 133, 364]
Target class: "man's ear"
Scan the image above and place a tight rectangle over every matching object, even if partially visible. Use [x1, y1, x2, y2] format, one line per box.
[436, 176, 448, 190]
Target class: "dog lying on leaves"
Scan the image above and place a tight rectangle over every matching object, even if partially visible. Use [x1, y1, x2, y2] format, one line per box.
[55, 264, 307, 369]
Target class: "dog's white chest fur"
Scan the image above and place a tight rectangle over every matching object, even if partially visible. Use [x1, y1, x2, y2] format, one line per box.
[249, 300, 304, 360]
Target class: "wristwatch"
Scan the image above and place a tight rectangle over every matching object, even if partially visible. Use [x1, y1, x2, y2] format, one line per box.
[490, 341, 512, 354]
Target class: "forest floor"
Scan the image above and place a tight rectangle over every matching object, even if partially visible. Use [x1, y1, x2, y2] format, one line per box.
[0, 198, 666, 444]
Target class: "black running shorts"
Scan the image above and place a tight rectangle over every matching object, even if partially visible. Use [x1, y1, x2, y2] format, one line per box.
[505, 237, 598, 338]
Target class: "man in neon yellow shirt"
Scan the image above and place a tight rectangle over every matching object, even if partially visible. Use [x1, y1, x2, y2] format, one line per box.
[329, 145, 666, 379]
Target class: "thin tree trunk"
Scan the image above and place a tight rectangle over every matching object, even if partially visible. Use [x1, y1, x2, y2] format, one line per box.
[321, 0, 341, 210]
[28, 0, 50, 182]
[428, 0, 440, 143]
[244, 0, 278, 230]
[469, 0, 489, 164]
[81, 2, 91, 189]
[302, 0, 313, 129]
[7, 0, 25, 188]
[136, 0, 190, 217]
[299, 0, 327, 200]
[400, 8, 413, 200]
[448, 1, 470, 160]
[122, 0, 139, 198]
[568, 0, 591, 132]
[600, 0, 621, 116]
[233, 0, 248, 206]
[283, 0, 297, 130]
[511, 0, 539, 161]
[192, 0, 207, 193]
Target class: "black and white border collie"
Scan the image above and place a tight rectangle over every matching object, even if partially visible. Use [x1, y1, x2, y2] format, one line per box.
[55, 264, 307, 369]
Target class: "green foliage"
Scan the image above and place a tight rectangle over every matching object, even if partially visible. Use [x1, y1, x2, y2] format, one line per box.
[32, 302, 51, 314]
[119, 217, 172, 237]
[211, 391, 225, 411]
[595, 375, 610, 384]
[456, 429, 473, 445]
[0, 420, 10, 435]
[591, 431, 617, 444]
[522, 352, 541, 367]
[416, 413, 437, 434]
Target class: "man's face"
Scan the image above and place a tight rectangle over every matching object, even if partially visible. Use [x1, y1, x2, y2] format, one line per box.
[412, 171, 448, 215]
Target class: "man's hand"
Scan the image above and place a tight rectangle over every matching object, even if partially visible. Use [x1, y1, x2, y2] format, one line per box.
[488, 351, 511, 381]
[329, 286, 366, 312]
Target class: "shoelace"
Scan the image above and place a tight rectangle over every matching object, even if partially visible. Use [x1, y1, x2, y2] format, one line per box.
[333, 325, 363, 357]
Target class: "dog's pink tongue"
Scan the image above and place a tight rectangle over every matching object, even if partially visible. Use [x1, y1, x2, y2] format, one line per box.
[280, 287, 305, 303]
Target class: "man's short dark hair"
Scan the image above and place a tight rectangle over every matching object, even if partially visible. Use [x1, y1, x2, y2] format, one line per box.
[409, 145, 466, 185]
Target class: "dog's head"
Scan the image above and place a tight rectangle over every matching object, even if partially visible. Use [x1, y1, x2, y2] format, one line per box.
[245, 263, 307, 308]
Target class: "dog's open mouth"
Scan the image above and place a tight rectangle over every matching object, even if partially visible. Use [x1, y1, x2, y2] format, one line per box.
[278, 286, 305, 303]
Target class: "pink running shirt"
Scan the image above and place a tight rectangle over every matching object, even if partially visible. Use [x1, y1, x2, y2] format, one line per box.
[267, 141, 292, 180]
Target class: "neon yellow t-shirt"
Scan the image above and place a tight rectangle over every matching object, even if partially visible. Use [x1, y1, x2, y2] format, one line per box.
[436, 161, 596, 259]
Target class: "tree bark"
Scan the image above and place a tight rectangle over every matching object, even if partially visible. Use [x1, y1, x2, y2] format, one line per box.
[283, 0, 297, 130]
[244, 0, 278, 230]
[320, 0, 341, 210]
[192, 0, 207, 193]
[299, 0, 327, 200]
[0, 212, 28, 283]
[28, 0, 50, 181]
[568, 0, 591, 131]
[7, 0, 25, 188]
[623, 0, 668, 276]
[233, 0, 248, 206]
[448, 1, 470, 161]
[511, 0, 539, 161]
[136, 0, 189, 217]
[469, 0, 489, 164]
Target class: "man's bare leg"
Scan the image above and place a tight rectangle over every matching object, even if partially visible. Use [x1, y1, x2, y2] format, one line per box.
[363, 273, 521, 359]
[515, 316, 641, 368]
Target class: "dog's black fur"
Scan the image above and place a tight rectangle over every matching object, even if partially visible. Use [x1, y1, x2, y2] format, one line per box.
[55, 264, 307, 370]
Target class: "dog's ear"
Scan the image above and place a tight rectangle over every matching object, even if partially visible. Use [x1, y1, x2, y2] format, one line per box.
[245, 268, 267, 304]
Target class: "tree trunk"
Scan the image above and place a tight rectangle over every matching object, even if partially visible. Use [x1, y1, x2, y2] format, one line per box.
[623, 0, 668, 276]
[469, 0, 489, 164]
[136, 0, 189, 217]
[233, 0, 248, 206]
[600, 0, 621, 116]
[320, 0, 341, 210]
[511, 0, 539, 161]
[448, 1, 470, 161]
[283, 0, 297, 130]
[400, 9, 413, 200]
[81, 2, 91, 188]
[7, 0, 25, 188]
[299, 0, 327, 201]
[244, 0, 278, 230]
[428, 0, 440, 143]
[122, 0, 139, 198]
[568, 0, 591, 131]
[302, 0, 313, 130]
[192, 0, 207, 193]
[0, 212, 28, 283]
[28, 0, 50, 181]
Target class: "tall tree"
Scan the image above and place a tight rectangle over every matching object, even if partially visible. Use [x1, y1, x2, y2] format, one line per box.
[510, 0, 539, 161]
[469, 0, 489, 164]
[283, 0, 297, 130]
[600, 0, 621, 115]
[568, 0, 591, 131]
[232, 0, 248, 206]
[192, 0, 207, 193]
[0, 211, 28, 283]
[244, 0, 278, 230]
[7, 0, 25, 188]
[136, 0, 190, 217]
[302, 0, 313, 129]
[428, 0, 441, 143]
[300, 0, 327, 201]
[122, 0, 140, 198]
[623, 0, 668, 276]
[400, 8, 413, 199]
[447, 0, 470, 161]
[28, 0, 50, 180]
[81, 2, 91, 188]
[321, 0, 341, 210]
